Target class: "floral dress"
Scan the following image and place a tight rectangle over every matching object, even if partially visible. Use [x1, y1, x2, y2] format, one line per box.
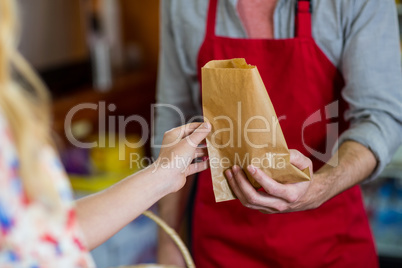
[0, 113, 95, 267]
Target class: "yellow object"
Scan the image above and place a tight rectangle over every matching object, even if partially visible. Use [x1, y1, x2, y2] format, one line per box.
[69, 173, 129, 193]
[70, 134, 146, 193]
[91, 134, 145, 174]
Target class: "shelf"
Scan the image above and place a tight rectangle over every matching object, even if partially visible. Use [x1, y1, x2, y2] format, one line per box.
[378, 146, 402, 180]
[52, 69, 157, 141]
[377, 242, 402, 258]
[379, 166, 402, 180]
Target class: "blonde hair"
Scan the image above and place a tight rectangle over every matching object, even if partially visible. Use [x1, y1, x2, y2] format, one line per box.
[0, 0, 60, 207]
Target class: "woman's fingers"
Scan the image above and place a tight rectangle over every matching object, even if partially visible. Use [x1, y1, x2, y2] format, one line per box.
[187, 160, 209, 176]
[186, 122, 211, 147]
[161, 122, 210, 154]
[194, 147, 208, 158]
[163, 122, 204, 145]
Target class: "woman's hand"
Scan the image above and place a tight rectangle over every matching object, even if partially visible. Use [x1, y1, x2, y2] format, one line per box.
[154, 122, 211, 193]
[225, 149, 319, 213]
[155, 122, 210, 267]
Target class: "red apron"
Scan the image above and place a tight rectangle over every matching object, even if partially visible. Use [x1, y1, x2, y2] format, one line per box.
[193, 0, 378, 267]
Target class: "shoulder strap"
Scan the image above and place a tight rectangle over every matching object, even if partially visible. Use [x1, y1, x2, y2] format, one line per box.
[205, 0, 218, 37]
[295, 0, 312, 38]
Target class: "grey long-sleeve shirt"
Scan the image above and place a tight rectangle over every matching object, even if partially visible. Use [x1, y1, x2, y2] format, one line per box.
[153, 0, 402, 180]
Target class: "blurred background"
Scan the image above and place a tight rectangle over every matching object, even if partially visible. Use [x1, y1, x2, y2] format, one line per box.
[16, 0, 402, 267]
[18, 0, 160, 266]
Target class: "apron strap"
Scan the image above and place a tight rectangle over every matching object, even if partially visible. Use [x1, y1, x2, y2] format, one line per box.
[295, 0, 312, 38]
[205, 0, 218, 37]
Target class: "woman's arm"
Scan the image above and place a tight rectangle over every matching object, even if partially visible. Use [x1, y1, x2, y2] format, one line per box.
[76, 122, 210, 250]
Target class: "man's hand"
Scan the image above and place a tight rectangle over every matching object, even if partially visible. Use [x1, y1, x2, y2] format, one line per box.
[225, 149, 319, 213]
[225, 141, 377, 213]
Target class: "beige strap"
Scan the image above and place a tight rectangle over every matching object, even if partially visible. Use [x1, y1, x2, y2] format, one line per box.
[142, 211, 195, 268]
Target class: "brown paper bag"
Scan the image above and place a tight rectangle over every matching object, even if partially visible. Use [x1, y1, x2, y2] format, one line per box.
[202, 58, 311, 202]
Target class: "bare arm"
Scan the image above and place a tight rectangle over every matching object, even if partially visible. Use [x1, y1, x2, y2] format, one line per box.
[76, 123, 210, 250]
[310, 140, 377, 208]
[76, 164, 175, 250]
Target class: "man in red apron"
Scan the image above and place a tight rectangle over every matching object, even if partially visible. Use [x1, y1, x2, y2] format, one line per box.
[191, 0, 377, 267]
[155, 0, 402, 267]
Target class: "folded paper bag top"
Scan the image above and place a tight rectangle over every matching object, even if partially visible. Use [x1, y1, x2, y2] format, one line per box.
[202, 58, 311, 202]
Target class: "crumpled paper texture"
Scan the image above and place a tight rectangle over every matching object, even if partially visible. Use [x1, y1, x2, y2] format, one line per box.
[202, 58, 311, 202]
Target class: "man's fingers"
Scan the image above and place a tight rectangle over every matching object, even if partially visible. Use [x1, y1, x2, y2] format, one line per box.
[226, 166, 290, 212]
[225, 168, 262, 210]
[246, 165, 299, 203]
[231, 165, 263, 203]
[289, 149, 313, 176]
[231, 165, 283, 209]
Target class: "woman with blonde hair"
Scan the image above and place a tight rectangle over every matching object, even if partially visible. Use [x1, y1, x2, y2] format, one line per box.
[0, 0, 210, 266]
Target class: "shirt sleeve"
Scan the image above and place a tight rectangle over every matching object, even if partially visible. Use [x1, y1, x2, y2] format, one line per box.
[152, 0, 201, 158]
[337, 0, 402, 181]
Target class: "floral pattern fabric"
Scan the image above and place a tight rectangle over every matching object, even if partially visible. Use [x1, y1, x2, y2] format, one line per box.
[0, 112, 95, 268]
